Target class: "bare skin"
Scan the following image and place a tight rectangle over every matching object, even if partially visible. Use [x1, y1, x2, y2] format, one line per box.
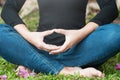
[14, 22, 103, 78]
[17, 66, 103, 77]
[59, 67, 103, 77]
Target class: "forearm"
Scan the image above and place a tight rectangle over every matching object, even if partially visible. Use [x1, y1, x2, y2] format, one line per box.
[14, 24, 31, 41]
[81, 22, 99, 35]
[77, 22, 99, 40]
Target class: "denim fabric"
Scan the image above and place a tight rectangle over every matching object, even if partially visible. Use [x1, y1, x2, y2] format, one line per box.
[0, 24, 64, 74]
[52, 24, 120, 67]
[0, 24, 120, 74]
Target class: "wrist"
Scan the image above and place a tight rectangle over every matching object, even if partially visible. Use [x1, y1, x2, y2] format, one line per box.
[84, 22, 98, 29]
[14, 24, 30, 33]
[77, 22, 99, 37]
[14, 24, 31, 39]
[80, 22, 98, 32]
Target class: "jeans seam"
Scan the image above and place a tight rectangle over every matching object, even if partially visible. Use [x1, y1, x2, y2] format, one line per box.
[14, 35, 63, 74]
[18, 37, 63, 74]
[28, 47, 64, 74]
[0, 24, 64, 74]
[42, 59, 64, 74]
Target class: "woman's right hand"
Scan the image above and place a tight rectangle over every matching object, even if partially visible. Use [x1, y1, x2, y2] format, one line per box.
[25, 31, 60, 51]
[14, 24, 60, 51]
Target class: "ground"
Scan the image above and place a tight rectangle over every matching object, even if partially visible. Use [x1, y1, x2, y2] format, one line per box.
[0, 8, 120, 80]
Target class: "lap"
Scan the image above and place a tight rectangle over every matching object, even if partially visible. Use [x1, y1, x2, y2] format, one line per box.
[0, 24, 120, 67]
[0, 24, 43, 62]
[52, 24, 120, 67]
[0, 24, 57, 65]
[0, 24, 64, 74]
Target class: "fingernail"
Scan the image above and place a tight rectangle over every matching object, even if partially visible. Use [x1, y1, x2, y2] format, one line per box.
[49, 53, 52, 54]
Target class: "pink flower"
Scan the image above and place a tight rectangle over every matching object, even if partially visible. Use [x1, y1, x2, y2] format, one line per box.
[0, 75, 7, 80]
[115, 64, 120, 70]
[17, 69, 36, 78]
[17, 69, 29, 78]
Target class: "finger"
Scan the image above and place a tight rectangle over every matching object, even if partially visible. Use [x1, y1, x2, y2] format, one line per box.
[38, 45, 55, 52]
[54, 29, 66, 35]
[50, 41, 69, 54]
[42, 30, 54, 36]
[41, 42, 61, 51]
[38, 44, 49, 51]
[44, 44, 61, 50]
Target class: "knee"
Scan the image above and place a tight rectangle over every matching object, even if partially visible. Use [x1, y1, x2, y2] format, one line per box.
[0, 24, 8, 32]
[0, 24, 6, 42]
[100, 24, 120, 36]
[0, 24, 8, 28]
[101, 24, 120, 45]
[100, 24, 120, 31]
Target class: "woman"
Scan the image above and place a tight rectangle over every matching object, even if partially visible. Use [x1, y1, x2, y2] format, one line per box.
[0, 0, 119, 77]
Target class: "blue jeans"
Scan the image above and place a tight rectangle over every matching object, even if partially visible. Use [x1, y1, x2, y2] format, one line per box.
[0, 24, 120, 74]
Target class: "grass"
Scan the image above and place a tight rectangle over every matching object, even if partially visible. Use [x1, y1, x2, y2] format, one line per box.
[0, 8, 120, 80]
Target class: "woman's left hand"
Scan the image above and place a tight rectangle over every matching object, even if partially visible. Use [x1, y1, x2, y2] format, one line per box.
[49, 22, 98, 54]
[49, 29, 85, 54]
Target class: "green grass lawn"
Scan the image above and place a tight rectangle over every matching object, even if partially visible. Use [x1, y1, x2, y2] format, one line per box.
[0, 9, 120, 80]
